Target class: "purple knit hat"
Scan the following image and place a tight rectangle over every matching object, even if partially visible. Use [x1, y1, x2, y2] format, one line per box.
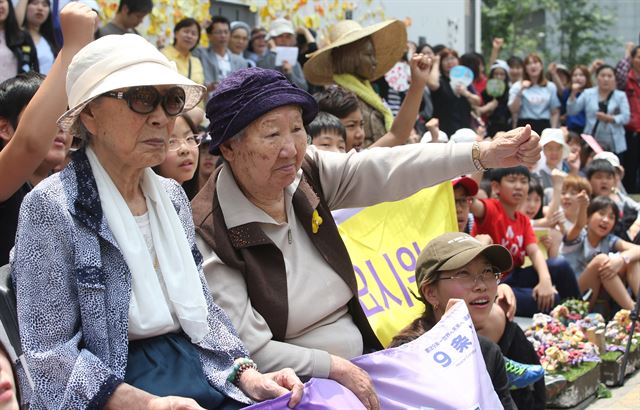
[206, 67, 318, 154]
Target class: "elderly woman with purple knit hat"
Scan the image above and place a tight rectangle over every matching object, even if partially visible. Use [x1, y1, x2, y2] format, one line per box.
[11, 31, 304, 410]
[192, 66, 543, 410]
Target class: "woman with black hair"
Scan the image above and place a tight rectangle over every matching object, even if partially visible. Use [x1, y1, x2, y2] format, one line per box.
[0, 0, 38, 83]
[162, 17, 204, 87]
[21, 0, 58, 74]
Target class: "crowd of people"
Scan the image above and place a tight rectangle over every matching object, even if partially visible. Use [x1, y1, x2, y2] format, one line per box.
[1, 0, 640, 409]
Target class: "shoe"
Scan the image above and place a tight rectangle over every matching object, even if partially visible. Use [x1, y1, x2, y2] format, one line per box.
[505, 357, 545, 389]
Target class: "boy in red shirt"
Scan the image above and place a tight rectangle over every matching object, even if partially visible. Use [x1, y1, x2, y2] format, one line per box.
[471, 166, 581, 316]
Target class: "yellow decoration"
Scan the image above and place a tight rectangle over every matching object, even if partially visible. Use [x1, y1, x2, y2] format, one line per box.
[311, 210, 323, 234]
[95, 0, 385, 50]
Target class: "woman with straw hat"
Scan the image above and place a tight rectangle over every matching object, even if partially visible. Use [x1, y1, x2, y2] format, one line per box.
[304, 19, 407, 145]
[11, 14, 303, 409]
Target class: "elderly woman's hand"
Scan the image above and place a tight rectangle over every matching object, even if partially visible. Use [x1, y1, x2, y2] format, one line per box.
[329, 355, 379, 410]
[478, 125, 541, 169]
[59, 2, 97, 53]
[238, 368, 304, 408]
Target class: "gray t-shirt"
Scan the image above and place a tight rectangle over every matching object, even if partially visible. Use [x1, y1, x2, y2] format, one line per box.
[560, 229, 620, 276]
[95, 22, 139, 39]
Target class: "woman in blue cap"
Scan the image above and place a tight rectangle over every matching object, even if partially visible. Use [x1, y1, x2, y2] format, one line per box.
[193, 65, 543, 410]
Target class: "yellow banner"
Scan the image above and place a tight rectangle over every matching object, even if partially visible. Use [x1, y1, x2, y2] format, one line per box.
[336, 183, 457, 347]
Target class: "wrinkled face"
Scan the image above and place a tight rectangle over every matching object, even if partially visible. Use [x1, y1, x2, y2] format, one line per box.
[81, 86, 177, 171]
[312, 131, 346, 153]
[543, 141, 564, 168]
[524, 191, 542, 219]
[493, 174, 529, 206]
[596, 68, 615, 91]
[509, 64, 523, 82]
[589, 171, 615, 196]
[355, 40, 377, 79]
[0, 348, 19, 410]
[587, 206, 616, 238]
[122, 9, 147, 29]
[175, 24, 199, 52]
[339, 109, 365, 151]
[26, 0, 49, 27]
[0, 0, 9, 25]
[198, 143, 218, 182]
[453, 185, 471, 232]
[423, 255, 497, 328]
[221, 105, 307, 194]
[156, 116, 199, 184]
[208, 22, 230, 48]
[229, 28, 249, 54]
[572, 69, 587, 88]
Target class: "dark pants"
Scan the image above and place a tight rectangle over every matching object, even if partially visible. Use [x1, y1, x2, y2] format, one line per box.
[503, 257, 581, 317]
[125, 333, 246, 410]
[517, 118, 551, 136]
[622, 130, 640, 193]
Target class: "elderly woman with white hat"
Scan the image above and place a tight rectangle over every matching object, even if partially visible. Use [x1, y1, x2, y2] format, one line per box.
[193, 66, 543, 410]
[11, 28, 303, 410]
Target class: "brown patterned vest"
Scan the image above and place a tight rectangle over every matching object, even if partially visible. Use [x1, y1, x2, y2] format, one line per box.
[191, 155, 382, 352]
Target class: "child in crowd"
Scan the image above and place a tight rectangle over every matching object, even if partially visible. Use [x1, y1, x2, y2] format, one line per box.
[561, 174, 593, 232]
[561, 196, 640, 310]
[533, 128, 569, 193]
[391, 232, 545, 410]
[593, 151, 628, 194]
[153, 109, 203, 199]
[307, 111, 347, 153]
[0, 342, 19, 410]
[313, 51, 430, 151]
[471, 166, 581, 316]
[523, 178, 544, 222]
[586, 159, 640, 241]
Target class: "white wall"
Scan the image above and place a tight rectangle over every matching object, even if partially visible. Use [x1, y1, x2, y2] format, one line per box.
[377, 0, 468, 50]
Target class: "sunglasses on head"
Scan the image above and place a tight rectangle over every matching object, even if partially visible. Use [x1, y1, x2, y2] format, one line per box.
[102, 86, 186, 116]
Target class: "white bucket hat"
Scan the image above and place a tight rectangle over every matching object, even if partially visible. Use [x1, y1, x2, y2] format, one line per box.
[57, 34, 205, 132]
[267, 18, 295, 39]
[540, 128, 570, 158]
[593, 151, 622, 171]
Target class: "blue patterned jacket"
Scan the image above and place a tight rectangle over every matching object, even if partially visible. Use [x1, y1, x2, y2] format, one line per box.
[11, 149, 251, 409]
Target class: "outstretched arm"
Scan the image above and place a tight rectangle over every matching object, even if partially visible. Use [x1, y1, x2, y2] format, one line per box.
[371, 54, 432, 148]
[0, 3, 95, 201]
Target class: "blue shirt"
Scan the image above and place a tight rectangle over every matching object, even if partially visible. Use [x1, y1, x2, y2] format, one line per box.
[509, 81, 561, 120]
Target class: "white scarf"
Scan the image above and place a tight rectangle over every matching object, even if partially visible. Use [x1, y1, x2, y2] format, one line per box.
[86, 147, 209, 343]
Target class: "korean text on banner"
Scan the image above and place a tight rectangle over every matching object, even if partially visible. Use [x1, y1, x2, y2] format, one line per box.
[334, 183, 457, 346]
[245, 302, 502, 410]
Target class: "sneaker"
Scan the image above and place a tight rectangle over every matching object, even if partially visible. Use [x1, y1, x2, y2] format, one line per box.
[505, 357, 545, 389]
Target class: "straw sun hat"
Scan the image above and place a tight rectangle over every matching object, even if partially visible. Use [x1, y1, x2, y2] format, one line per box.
[303, 19, 407, 85]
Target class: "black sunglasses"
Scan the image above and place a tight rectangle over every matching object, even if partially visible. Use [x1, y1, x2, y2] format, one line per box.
[103, 86, 186, 116]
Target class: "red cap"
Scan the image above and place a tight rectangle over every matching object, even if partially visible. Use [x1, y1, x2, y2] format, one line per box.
[452, 176, 478, 196]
